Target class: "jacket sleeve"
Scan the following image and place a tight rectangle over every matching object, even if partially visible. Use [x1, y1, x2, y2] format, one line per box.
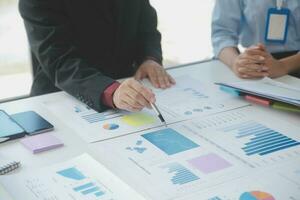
[137, 0, 163, 65]
[19, 0, 115, 112]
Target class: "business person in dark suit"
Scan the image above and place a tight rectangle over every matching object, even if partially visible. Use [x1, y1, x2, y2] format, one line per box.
[19, 0, 175, 112]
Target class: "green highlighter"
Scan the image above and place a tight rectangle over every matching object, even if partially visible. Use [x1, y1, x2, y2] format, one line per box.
[272, 102, 300, 113]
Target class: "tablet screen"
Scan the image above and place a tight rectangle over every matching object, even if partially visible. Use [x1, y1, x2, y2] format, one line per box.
[0, 110, 25, 137]
[11, 111, 54, 135]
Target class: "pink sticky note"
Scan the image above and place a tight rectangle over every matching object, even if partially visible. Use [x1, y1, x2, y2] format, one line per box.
[20, 133, 64, 154]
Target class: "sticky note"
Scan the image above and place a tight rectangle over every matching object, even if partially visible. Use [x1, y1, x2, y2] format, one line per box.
[245, 95, 271, 106]
[272, 102, 300, 113]
[20, 133, 64, 154]
[219, 86, 240, 96]
[121, 113, 155, 127]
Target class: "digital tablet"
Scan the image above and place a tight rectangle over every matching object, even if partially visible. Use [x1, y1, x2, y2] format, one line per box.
[11, 111, 54, 135]
[0, 110, 26, 141]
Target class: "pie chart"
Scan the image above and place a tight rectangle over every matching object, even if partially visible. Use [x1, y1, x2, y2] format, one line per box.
[239, 191, 275, 200]
[103, 123, 119, 130]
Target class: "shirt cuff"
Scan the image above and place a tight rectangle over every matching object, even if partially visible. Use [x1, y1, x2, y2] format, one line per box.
[101, 82, 121, 108]
[213, 37, 238, 58]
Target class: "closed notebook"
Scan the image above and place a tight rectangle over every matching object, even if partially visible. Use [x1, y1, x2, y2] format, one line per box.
[0, 158, 20, 175]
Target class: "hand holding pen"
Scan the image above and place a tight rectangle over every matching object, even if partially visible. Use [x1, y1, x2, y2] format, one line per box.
[136, 80, 167, 127]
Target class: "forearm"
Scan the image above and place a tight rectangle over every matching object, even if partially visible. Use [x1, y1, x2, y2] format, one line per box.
[280, 54, 300, 74]
[218, 47, 240, 70]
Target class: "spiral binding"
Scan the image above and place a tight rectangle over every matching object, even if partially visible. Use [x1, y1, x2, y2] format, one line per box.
[0, 161, 20, 175]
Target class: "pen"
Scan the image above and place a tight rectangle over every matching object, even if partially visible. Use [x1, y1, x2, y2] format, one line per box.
[0, 137, 9, 143]
[138, 80, 167, 127]
[150, 102, 167, 127]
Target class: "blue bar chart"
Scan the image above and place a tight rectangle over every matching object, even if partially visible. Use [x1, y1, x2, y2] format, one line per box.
[81, 111, 122, 124]
[73, 105, 122, 124]
[222, 121, 300, 156]
[73, 182, 105, 197]
[56, 167, 105, 198]
[161, 162, 199, 185]
[57, 167, 86, 180]
[81, 113, 106, 123]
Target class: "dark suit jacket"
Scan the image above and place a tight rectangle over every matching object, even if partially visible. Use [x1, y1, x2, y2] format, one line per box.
[19, 0, 162, 111]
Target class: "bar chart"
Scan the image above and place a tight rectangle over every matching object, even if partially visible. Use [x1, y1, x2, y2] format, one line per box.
[56, 167, 106, 198]
[73, 182, 105, 197]
[57, 167, 86, 180]
[161, 162, 199, 185]
[221, 121, 300, 156]
[80, 111, 122, 124]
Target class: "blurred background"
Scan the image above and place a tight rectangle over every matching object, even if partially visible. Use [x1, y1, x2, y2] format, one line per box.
[0, 0, 215, 101]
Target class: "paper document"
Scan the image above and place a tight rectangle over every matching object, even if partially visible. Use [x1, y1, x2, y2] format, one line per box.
[42, 93, 163, 143]
[90, 107, 300, 200]
[196, 163, 300, 200]
[153, 76, 248, 121]
[0, 183, 13, 200]
[0, 154, 145, 200]
[43, 76, 248, 143]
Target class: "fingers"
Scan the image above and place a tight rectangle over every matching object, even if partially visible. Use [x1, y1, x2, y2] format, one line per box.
[238, 68, 269, 78]
[235, 59, 264, 73]
[244, 44, 270, 61]
[150, 68, 176, 89]
[237, 59, 268, 72]
[240, 53, 266, 64]
[244, 49, 269, 59]
[244, 72, 268, 79]
[233, 54, 269, 79]
[136, 60, 175, 89]
[168, 74, 176, 84]
[126, 88, 152, 109]
[113, 79, 156, 112]
[234, 64, 269, 79]
[134, 69, 146, 81]
[129, 79, 155, 103]
[255, 43, 266, 51]
[147, 69, 159, 88]
[157, 70, 169, 89]
[148, 67, 168, 89]
[134, 71, 142, 81]
[118, 100, 142, 112]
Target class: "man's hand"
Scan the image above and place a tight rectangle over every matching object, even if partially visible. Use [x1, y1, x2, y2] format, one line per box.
[232, 45, 269, 79]
[113, 78, 155, 112]
[135, 59, 175, 89]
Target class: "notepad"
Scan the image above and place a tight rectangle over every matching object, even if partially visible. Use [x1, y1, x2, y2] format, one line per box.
[20, 133, 64, 154]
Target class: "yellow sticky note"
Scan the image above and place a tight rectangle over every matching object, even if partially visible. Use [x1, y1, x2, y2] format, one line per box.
[121, 113, 155, 127]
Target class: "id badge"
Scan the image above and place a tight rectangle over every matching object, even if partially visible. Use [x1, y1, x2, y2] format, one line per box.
[265, 7, 290, 43]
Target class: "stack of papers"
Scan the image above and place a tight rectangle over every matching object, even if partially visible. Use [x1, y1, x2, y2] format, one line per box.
[216, 77, 300, 107]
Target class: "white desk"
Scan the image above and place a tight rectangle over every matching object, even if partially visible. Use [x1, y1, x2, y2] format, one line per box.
[0, 60, 299, 199]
